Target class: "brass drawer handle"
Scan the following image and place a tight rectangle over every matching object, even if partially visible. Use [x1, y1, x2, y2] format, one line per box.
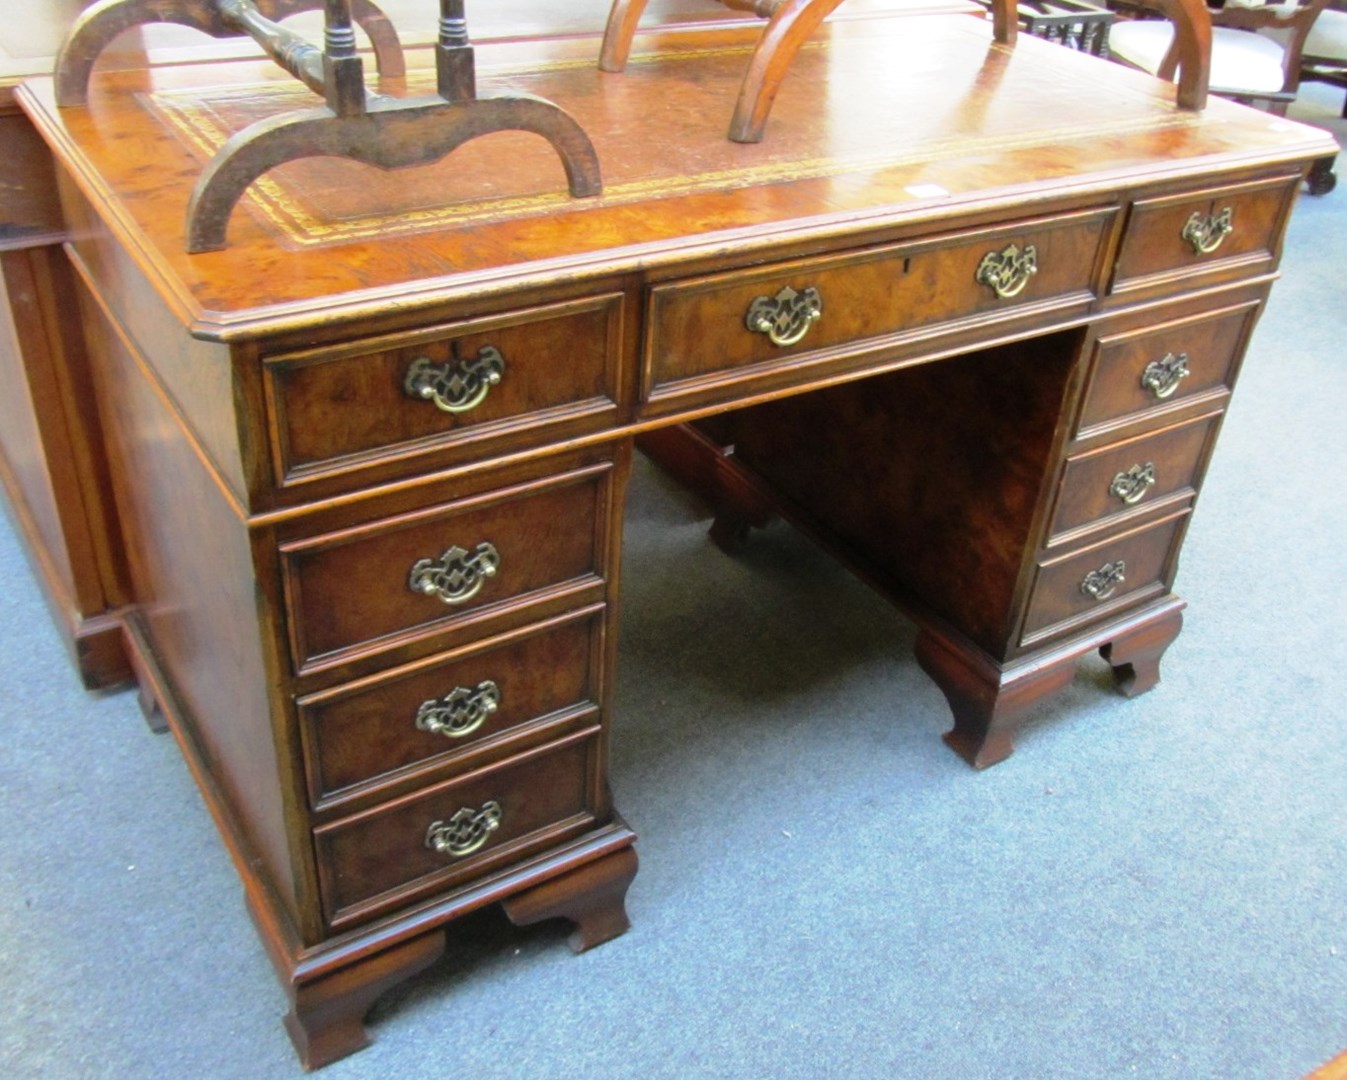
[404, 346, 505, 414]
[975, 242, 1038, 299]
[1181, 207, 1234, 255]
[415, 680, 500, 739]
[745, 285, 822, 347]
[1081, 559, 1126, 601]
[1140, 352, 1190, 400]
[1109, 462, 1157, 505]
[409, 542, 500, 605]
[425, 800, 502, 858]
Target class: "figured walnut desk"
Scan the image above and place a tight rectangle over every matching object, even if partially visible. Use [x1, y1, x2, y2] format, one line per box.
[18, 13, 1334, 1069]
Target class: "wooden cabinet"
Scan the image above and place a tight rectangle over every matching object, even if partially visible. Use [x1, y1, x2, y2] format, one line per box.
[315, 727, 606, 928]
[0, 94, 130, 688]
[1045, 410, 1221, 540]
[278, 455, 619, 672]
[13, 10, 1334, 1071]
[1074, 300, 1259, 436]
[1022, 509, 1189, 643]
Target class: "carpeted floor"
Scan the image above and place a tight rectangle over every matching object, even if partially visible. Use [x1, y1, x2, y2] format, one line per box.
[1, 77, 1344, 1080]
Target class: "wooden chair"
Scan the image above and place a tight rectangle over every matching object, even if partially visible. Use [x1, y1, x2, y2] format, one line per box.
[1110, 0, 1337, 191]
[1111, 0, 1332, 111]
[55, 0, 603, 250]
[600, 0, 1020, 142]
[602, 0, 1215, 140]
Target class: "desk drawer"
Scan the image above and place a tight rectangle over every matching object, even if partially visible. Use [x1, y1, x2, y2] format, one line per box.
[314, 730, 601, 928]
[1022, 511, 1188, 645]
[642, 209, 1112, 401]
[298, 609, 604, 809]
[1111, 177, 1296, 294]
[280, 463, 612, 673]
[1077, 302, 1258, 436]
[1047, 411, 1220, 540]
[264, 294, 623, 486]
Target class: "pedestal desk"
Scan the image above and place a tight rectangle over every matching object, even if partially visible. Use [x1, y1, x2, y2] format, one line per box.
[16, 10, 1334, 1069]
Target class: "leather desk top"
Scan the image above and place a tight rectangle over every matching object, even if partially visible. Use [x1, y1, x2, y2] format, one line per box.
[17, 12, 1336, 338]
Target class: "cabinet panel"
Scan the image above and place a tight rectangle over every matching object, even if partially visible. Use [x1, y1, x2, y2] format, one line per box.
[1022, 511, 1189, 645]
[1111, 177, 1296, 293]
[1048, 411, 1220, 540]
[281, 463, 612, 673]
[298, 608, 604, 809]
[314, 731, 601, 929]
[1077, 301, 1258, 436]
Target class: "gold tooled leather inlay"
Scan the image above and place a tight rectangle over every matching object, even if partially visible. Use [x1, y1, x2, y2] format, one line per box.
[144, 35, 1199, 248]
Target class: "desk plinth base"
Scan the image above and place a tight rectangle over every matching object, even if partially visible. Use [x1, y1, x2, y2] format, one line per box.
[502, 844, 638, 953]
[916, 598, 1186, 769]
[123, 612, 637, 1071]
[264, 846, 637, 1070]
[280, 928, 447, 1071]
[260, 844, 637, 1070]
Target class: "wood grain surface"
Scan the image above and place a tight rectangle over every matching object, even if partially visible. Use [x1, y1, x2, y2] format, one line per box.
[19, 15, 1334, 336]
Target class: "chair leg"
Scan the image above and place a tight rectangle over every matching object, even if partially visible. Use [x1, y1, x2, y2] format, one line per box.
[1307, 155, 1338, 196]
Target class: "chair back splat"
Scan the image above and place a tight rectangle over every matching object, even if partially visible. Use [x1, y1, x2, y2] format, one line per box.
[53, 0, 604, 251]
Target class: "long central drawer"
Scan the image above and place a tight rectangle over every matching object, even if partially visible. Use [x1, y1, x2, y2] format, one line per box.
[641, 207, 1115, 407]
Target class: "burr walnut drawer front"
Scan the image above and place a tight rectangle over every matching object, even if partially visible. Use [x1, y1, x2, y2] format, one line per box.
[314, 729, 602, 929]
[641, 209, 1113, 402]
[263, 293, 623, 487]
[1047, 411, 1221, 540]
[280, 462, 614, 674]
[1076, 301, 1259, 436]
[1021, 510, 1189, 646]
[297, 609, 605, 810]
[1111, 176, 1297, 294]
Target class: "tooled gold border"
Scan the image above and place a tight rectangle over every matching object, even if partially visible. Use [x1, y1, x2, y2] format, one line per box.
[145, 41, 1199, 248]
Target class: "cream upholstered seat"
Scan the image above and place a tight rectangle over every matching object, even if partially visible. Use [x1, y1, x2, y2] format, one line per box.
[1110, 0, 1332, 111]
[1110, 0, 1338, 191]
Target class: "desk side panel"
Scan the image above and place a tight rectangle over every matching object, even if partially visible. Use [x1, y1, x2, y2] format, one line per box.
[0, 91, 131, 686]
[58, 172, 259, 508]
[74, 276, 313, 936]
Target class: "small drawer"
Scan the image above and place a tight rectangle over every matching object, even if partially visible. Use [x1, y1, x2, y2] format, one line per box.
[314, 730, 601, 928]
[1047, 411, 1220, 540]
[280, 462, 613, 673]
[298, 609, 604, 809]
[1111, 176, 1296, 294]
[1021, 511, 1188, 646]
[642, 209, 1112, 401]
[263, 294, 623, 486]
[1077, 301, 1258, 436]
